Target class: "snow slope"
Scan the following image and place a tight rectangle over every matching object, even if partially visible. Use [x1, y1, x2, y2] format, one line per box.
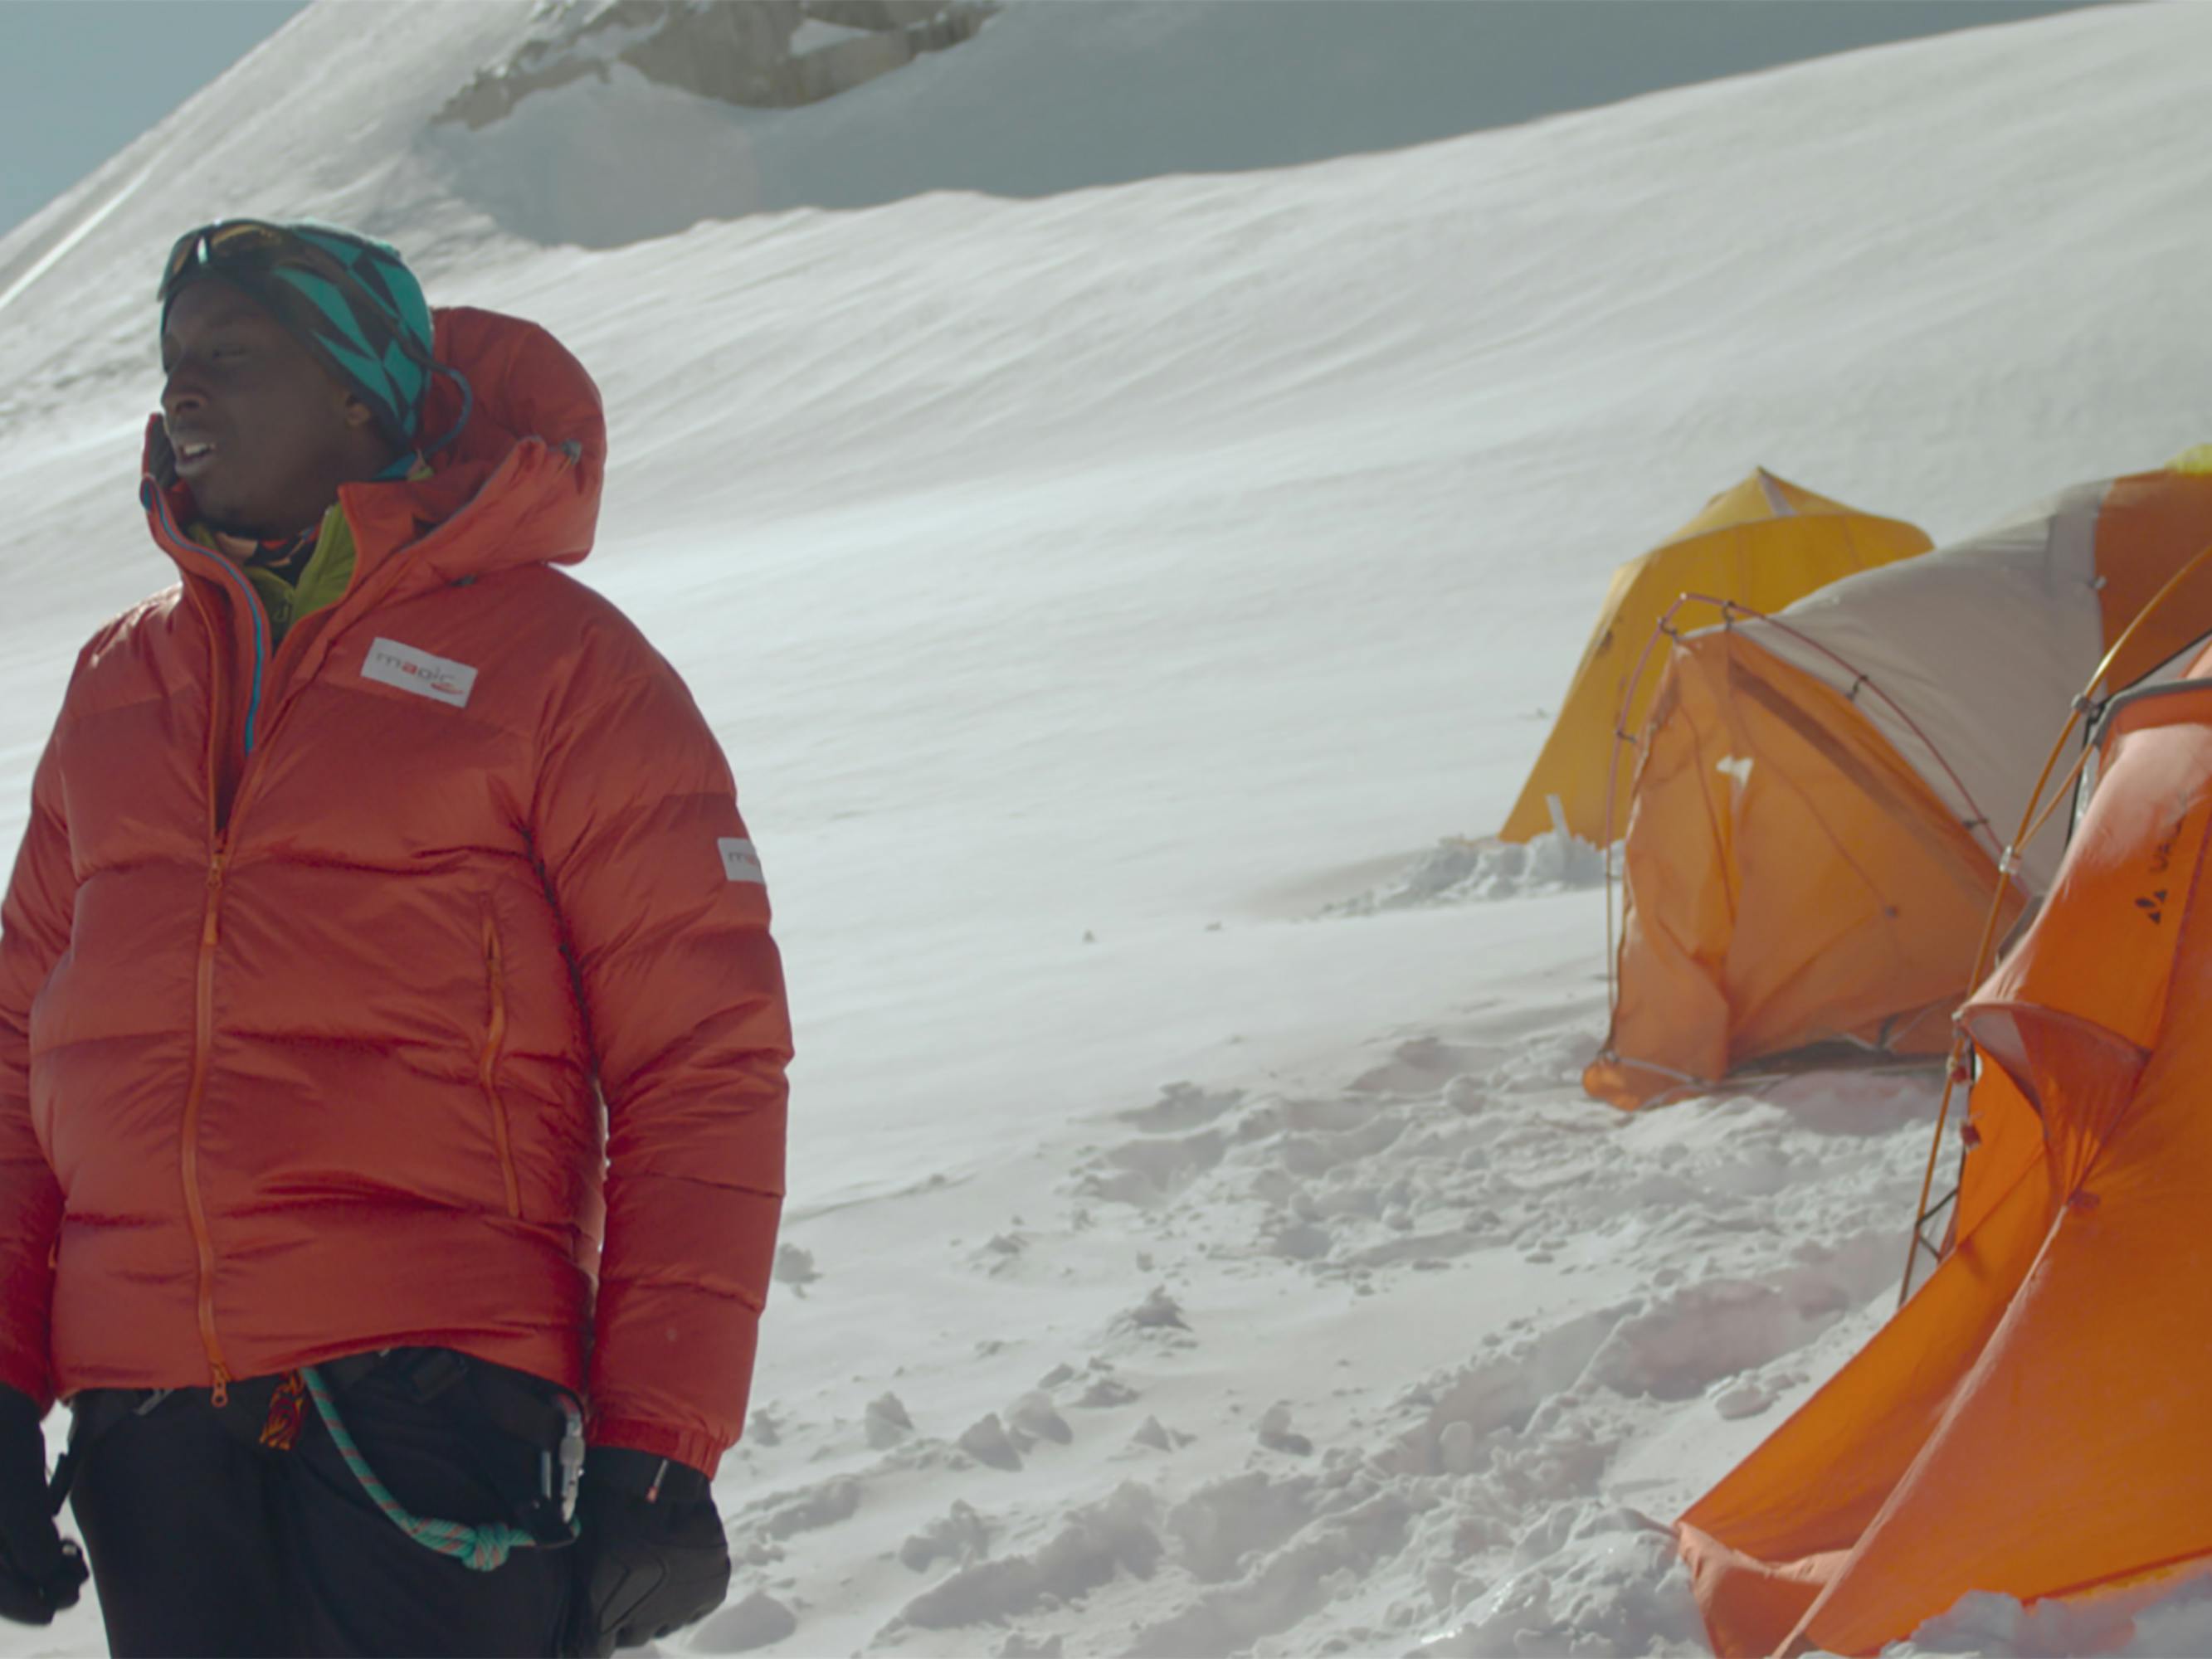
[1, 2, 2209, 1653]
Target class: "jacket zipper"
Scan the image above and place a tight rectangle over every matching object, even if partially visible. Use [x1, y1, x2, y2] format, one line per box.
[182, 854, 233, 1406]
[480, 906, 522, 1220]
[151, 485, 270, 1405]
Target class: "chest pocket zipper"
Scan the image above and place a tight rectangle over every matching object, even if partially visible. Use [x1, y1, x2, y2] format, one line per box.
[480, 904, 523, 1221]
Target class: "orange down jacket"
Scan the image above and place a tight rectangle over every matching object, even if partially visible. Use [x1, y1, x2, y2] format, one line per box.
[0, 307, 791, 1475]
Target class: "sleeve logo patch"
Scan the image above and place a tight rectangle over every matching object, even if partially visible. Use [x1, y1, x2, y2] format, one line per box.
[719, 837, 767, 885]
[362, 638, 478, 708]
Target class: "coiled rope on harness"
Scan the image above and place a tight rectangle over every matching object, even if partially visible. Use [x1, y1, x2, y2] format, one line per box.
[300, 1366, 574, 1572]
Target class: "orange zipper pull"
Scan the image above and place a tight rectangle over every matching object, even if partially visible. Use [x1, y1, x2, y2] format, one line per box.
[211, 1364, 230, 1408]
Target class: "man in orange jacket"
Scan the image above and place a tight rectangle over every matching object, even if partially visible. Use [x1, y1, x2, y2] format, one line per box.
[0, 220, 792, 1656]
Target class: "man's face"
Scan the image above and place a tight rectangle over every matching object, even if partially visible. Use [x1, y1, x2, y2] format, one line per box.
[159, 278, 382, 538]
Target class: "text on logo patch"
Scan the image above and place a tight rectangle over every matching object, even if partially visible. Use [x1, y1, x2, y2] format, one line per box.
[362, 638, 478, 708]
[719, 838, 767, 885]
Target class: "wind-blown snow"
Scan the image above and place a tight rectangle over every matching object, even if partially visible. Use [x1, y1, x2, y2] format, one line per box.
[1331, 834, 1610, 915]
[1, 1, 2207, 1653]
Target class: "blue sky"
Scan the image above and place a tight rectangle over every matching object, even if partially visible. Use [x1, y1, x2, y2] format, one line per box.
[0, 0, 308, 239]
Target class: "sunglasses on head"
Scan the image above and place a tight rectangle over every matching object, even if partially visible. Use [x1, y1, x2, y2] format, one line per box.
[163, 220, 342, 301]
[158, 219, 432, 363]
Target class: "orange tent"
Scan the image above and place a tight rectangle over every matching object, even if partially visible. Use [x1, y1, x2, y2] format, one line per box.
[1588, 464, 2212, 1109]
[1500, 471, 1929, 845]
[1676, 637, 2212, 1657]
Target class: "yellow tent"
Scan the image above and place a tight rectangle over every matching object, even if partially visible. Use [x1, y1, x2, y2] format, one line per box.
[1499, 470, 1932, 844]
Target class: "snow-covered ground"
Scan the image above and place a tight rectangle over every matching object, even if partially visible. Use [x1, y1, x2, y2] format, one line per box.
[2, 1, 2210, 1653]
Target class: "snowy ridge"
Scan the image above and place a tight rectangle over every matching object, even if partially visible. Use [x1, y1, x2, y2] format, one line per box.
[3, 0, 2211, 1652]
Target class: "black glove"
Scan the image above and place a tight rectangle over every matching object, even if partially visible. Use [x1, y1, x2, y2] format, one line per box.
[563, 1447, 730, 1657]
[0, 1386, 85, 1626]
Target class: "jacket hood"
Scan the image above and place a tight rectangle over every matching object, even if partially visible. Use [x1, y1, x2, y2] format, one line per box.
[143, 305, 607, 591]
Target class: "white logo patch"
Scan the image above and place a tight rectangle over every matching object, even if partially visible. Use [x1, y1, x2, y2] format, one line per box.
[719, 837, 767, 885]
[362, 638, 477, 708]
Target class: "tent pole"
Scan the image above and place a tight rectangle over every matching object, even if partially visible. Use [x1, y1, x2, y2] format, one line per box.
[1601, 596, 1693, 1030]
[1898, 534, 2212, 1307]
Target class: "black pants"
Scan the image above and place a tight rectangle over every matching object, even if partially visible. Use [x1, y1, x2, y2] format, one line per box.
[67, 1352, 573, 1657]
